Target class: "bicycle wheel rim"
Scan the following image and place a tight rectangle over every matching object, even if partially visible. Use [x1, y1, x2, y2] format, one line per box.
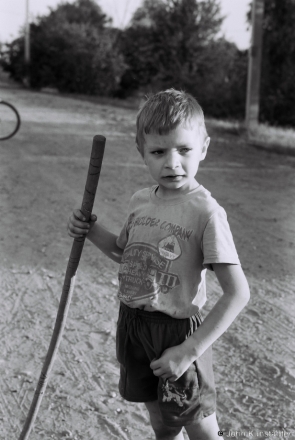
[0, 101, 21, 141]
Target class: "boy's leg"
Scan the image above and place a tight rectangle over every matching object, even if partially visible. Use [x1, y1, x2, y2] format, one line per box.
[145, 402, 222, 440]
[184, 412, 223, 440]
[145, 401, 185, 440]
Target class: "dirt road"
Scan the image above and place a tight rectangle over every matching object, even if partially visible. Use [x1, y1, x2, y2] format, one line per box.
[0, 82, 295, 440]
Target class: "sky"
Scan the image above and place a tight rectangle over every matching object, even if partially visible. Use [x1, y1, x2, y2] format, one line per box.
[0, 0, 251, 49]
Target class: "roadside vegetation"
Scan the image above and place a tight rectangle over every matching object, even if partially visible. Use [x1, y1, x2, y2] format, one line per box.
[207, 118, 295, 151]
[1, 0, 295, 146]
[248, 124, 295, 151]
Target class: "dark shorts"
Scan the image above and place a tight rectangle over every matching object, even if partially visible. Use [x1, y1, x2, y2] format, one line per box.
[116, 302, 216, 427]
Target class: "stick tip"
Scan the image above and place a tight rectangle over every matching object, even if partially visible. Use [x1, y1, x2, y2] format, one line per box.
[93, 135, 106, 143]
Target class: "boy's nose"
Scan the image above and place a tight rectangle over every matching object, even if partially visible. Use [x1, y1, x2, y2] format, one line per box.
[165, 152, 180, 169]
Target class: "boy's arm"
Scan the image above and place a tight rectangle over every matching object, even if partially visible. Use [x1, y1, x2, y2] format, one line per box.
[87, 222, 123, 264]
[68, 209, 123, 264]
[150, 263, 250, 381]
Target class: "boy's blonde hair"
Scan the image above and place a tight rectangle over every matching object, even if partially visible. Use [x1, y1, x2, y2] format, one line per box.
[136, 89, 208, 155]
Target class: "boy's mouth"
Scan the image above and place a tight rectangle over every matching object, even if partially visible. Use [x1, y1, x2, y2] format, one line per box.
[163, 175, 184, 181]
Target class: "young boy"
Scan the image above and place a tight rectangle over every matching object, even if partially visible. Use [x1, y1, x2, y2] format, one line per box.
[68, 89, 250, 440]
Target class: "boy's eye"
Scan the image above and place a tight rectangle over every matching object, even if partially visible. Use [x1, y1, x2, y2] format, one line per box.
[180, 147, 191, 153]
[151, 150, 163, 155]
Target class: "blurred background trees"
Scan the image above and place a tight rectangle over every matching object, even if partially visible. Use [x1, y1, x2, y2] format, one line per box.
[258, 0, 295, 127]
[1, 0, 126, 96]
[1, 0, 294, 127]
[119, 0, 248, 120]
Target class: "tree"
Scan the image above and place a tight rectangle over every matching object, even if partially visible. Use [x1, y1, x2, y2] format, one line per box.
[119, 0, 248, 119]
[120, 0, 223, 91]
[1, 0, 126, 96]
[41, 0, 110, 28]
[248, 0, 295, 127]
[260, 0, 295, 126]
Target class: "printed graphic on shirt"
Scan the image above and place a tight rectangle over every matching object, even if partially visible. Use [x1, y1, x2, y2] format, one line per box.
[118, 240, 180, 302]
[158, 235, 182, 261]
[126, 213, 194, 243]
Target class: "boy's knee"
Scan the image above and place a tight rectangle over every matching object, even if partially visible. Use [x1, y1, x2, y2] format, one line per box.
[153, 424, 183, 440]
[145, 401, 183, 439]
[185, 412, 221, 440]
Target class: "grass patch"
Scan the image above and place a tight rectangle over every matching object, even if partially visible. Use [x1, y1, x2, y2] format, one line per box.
[206, 118, 245, 136]
[207, 117, 295, 153]
[248, 123, 295, 150]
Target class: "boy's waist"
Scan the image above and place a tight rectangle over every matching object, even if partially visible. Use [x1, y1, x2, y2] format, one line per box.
[119, 301, 202, 321]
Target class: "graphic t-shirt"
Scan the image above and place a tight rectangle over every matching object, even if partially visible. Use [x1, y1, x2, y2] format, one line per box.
[116, 185, 240, 318]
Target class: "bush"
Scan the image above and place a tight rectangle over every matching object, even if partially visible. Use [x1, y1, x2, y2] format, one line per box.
[259, 0, 295, 127]
[1, 0, 126, 96]
[118, 0, 248, 120]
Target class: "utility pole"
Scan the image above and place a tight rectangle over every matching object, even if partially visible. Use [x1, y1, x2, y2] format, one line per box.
[24, 0, 30, 86]
[246, 0, 264, 131]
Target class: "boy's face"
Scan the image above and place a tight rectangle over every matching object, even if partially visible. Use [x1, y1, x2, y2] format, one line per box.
[140, 123, 209, 198]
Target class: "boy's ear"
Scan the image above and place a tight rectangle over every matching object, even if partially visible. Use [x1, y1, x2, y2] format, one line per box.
[201, 137, 210, 160]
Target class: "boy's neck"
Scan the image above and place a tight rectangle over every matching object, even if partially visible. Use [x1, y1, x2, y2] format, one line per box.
[155, 181, 200, 200]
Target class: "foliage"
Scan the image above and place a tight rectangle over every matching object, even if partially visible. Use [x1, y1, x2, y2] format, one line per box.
[259, 0, 295, 127]
[41, 0, 110, 28]
[0, 0, 251, 120]
[120, 0, 223, 90]
[247, 0, 295, 127]
[119, 0, 248, 119]
[187, 40, 248, 119]
[1, 0, 126, 96]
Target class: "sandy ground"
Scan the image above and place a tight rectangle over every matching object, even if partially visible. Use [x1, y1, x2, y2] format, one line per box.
[0, 78, 295, 440]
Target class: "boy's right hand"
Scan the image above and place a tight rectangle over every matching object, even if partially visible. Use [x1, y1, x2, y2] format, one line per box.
[67, 209, 97, 238]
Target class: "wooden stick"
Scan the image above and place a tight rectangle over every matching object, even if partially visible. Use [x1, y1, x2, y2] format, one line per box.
[18, 135, 106, 440]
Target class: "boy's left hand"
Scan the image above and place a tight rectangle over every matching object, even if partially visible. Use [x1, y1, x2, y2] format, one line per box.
[150, 344, 194, 382]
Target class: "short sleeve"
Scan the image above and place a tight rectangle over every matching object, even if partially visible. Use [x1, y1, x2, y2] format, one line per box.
[202, 208, 240, 270]
[116, 195, 136, 250]
[116, 215, 130, 250]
